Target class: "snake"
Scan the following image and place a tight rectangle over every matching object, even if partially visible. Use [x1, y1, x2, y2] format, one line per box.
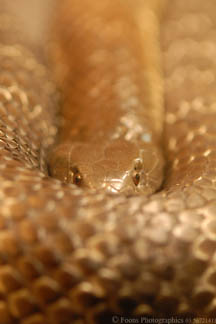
[0, 0, 215, 323]
[47, 0, 166, 196]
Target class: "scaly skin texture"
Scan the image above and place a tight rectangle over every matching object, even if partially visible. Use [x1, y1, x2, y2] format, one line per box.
[0, 0, 216, 323]
[48, 0, 165, 195]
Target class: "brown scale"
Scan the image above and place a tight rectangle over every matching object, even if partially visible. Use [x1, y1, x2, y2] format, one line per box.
[0, 0, 215, 323]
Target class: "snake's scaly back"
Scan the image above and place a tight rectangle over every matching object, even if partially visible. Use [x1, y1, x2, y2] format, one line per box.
[0, 0, 215, 323]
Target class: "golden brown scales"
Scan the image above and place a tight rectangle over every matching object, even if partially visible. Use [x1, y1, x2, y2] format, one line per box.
[0, 0, 215, 323]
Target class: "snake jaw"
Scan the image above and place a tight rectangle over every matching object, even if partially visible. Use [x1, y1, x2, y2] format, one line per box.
[102, 181, 122, 193]
[100, 168, 154, 196]
[101, 171, 132, 194]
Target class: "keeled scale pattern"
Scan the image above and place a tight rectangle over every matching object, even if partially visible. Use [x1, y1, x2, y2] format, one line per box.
[0, 0, 216, 323]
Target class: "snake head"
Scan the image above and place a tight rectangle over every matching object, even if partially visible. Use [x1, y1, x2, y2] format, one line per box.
[48, 139, 164, 195]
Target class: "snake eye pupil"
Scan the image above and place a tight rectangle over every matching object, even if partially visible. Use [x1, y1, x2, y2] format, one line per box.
[133, 173, 140, 186]
[69, 167, 82, 186]
[74, 173, 82, 185]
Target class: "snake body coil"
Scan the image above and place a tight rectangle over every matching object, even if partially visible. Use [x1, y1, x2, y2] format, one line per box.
[0, 0, 216, 323]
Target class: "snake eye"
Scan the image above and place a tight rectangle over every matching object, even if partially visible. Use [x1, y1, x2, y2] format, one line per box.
[69, 167, 82, 186]
[134, 158, 143, 171]
[133, 173, 140, 186]
[74, 173, 82, 185]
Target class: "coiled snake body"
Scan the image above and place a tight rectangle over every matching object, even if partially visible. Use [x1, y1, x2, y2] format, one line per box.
[0, 0, 216, 323]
